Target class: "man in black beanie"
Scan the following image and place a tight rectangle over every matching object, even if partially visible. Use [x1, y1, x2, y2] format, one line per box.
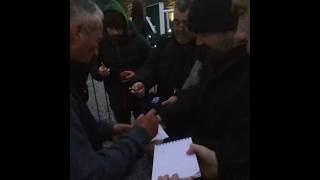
[157, 0, 250, 179]
[187, 0, 238, 55]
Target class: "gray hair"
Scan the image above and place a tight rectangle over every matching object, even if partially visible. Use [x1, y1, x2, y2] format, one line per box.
[70, 0, 103, 32]
[175, 0, 193, 12]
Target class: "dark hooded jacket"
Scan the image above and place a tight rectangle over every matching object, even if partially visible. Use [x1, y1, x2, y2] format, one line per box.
[91, 0, 150, 122]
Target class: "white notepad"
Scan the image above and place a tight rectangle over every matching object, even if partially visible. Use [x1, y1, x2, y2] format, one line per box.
[151, 137, 201, 180]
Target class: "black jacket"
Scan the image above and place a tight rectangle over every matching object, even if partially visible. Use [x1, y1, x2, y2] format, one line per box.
[70, 85, 113, 151]
[159, 45, 250, 180]
[90, 30, 150, 122]
[70, 61, 91, 102]
[70, 85, 150, 180]
[91, 31, 150, 87]
[135, 37, 207, 100]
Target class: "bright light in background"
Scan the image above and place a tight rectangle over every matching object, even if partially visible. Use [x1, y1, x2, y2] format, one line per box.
[148, 35, 152, 38]
[168, 29, 172, 33]
[169, 12, 174, 22]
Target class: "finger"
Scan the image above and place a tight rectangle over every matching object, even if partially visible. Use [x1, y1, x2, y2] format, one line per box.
[171, 173, 179, 180]
[134, 82, 144, 89]
[187, 143, 201, 155]
[158, 175, 169, 180]
[125, 76, 133, 80]
[125, 75, 131, 79]
[130, 90, 136, 95]
[128, 124, 134, 128]
[136, 88, 144, 95]
[146, 108, 157, 116]
[159, 175, 169, 180]
[136, 114, 144, 121]
[187, 144, 205, 155]
[135, 84, 143, 90]
[122, 71, 130, 76]
[126, 71, 133, 76]
[131, 85, 138, 91]
[121, 124, 133, 129]
[102, 66, 108, 70]
[161, 100, 170, 105]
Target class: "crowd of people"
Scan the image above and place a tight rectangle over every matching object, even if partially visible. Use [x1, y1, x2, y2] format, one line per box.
[70, 0, 250, 179]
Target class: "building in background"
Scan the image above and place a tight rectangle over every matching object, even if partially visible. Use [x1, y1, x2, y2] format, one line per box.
[145, 0, 175, 47]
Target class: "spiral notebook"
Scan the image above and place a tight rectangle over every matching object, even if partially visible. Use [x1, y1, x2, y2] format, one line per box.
[151, 137, 201, 180]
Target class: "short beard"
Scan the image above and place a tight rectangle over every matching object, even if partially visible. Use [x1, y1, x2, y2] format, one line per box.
[208, 37, 235, 58]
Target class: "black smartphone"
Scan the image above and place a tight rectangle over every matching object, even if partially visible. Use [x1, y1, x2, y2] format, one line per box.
[145, 96, 163, 111]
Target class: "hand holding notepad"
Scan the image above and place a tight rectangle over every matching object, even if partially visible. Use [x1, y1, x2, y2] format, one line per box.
[152, 137, 201, 180]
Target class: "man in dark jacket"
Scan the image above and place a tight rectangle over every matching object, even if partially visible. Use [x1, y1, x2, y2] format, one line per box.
[156, 0, 250, 179]
[91, 0, 150, 123]
[129, 0, 207, 122]
[70, 0, 159, 179]
[70, 61, 92, 102]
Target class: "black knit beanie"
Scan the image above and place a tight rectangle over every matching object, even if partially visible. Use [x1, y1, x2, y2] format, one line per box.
[187, 0, 238, 33]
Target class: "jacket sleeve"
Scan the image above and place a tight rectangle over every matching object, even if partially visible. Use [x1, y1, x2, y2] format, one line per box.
[215, 116, 250, 180]
[133, 37, 169, 90]
[215, 78, 250, 180]
[97, 121, 115, 142]
[133, 46, 160, 90]
[70, 107, 150, 180]
[137, 35, 151, 68]
[157, 82, 203, 125]
[158, 58, 215, 124]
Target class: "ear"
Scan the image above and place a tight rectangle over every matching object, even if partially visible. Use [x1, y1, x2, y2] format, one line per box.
[70, 24, 81, 41]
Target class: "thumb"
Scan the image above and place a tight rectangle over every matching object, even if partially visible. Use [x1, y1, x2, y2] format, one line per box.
[146, 108, 157, 116]
[161, 100, 168, 106]
[134, 114, 144, 126]
[136, 114, 144, 121]
[134, 82, 144, 90]
[131, 84, 138, 90]
[187, 143, 204, 155]
[100, 65, 105, 70]
[135, 82, 142, 89]
[161, 99, 170, 105]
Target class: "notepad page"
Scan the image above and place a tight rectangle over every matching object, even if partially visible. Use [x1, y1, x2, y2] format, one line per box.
[151, 137, 201, 180]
